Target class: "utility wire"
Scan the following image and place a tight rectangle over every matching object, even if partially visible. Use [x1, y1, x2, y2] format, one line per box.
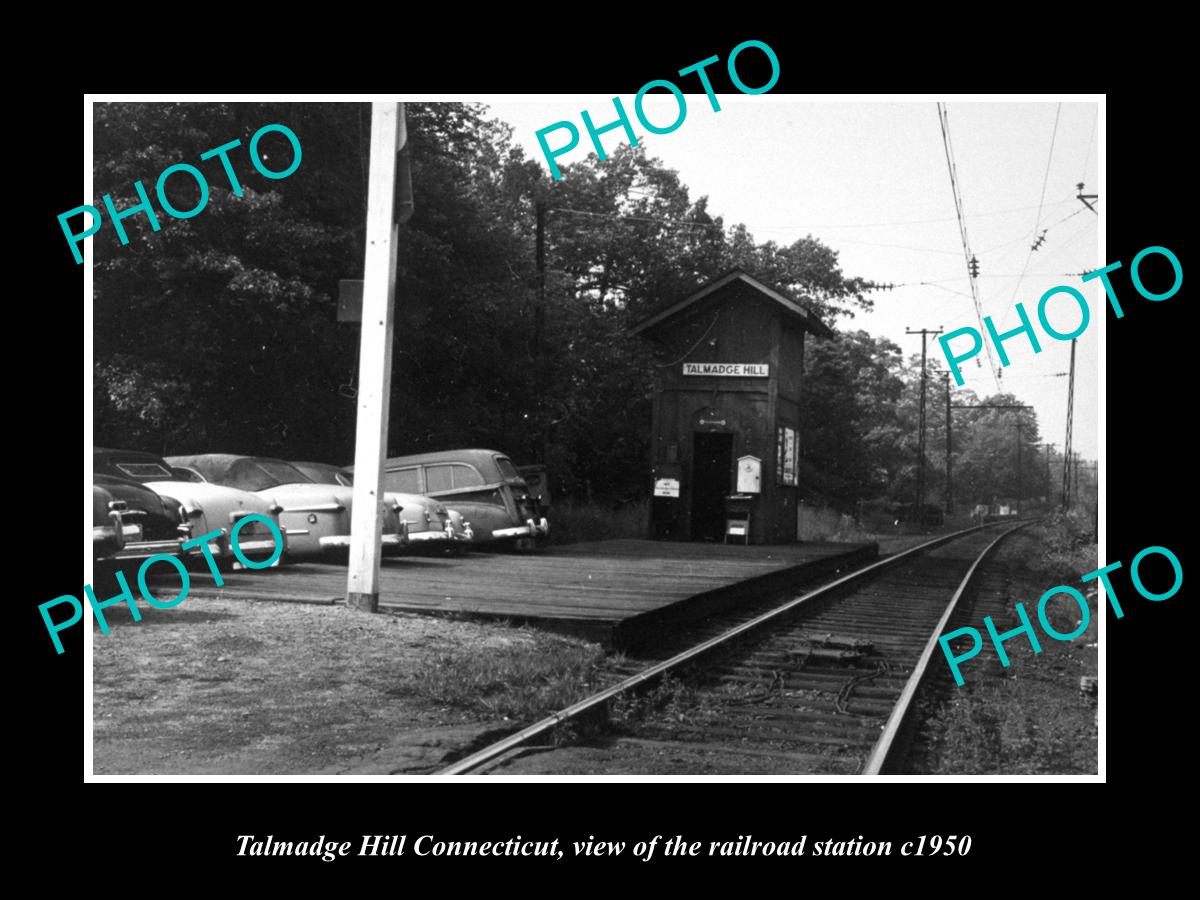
[882, 273, 1083, 289]
[732, 198, 1076, 230]
[548, 199, 1078, 236]
[551, 207, 726, 231]
[805, 236, 961, 255]
[975, 205, 1082, 255]
[1000, 103, 1063, 331]
[554, 208, 961, 256]
[1080, 107, 1097, 183]
[992, 216, 1098, 329]
[936, 102, 1000, 391]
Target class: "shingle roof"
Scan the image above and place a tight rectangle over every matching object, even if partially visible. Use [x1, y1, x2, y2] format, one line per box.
[630, 268, 834, 339]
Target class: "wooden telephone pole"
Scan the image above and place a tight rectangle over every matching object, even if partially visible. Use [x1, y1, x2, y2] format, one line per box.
[1061, 337, 1077, 509]
[1015, 421, 1024, 513]
[949, 403, 1032, 512]
[347, 103, 406, 613]
[944, 372, 952, 514]
[906, 327, 942, 510]
[535, 200, 546, 357]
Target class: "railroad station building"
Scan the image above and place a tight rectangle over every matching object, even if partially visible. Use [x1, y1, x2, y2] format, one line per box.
[631, 269, 834, 544]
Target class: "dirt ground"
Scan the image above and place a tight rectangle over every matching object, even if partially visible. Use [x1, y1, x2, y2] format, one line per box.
[907, 524, 1099, 774]
[93, 521, 1097, 777]
[92, 596, 605, 775]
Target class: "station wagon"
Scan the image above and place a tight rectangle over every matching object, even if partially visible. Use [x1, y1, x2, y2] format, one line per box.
[382, 449, 548, 548]
[293, 461, 473, 552]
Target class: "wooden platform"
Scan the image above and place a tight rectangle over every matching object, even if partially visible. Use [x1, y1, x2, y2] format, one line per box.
[185, 540, 878, 647]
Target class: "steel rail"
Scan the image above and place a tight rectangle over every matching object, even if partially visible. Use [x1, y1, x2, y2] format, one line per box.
[861, 520, 1034, 775]
[439, 520, 1019, 776]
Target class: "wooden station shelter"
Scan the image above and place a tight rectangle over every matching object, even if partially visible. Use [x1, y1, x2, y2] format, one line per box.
[631, 269, 834, 544]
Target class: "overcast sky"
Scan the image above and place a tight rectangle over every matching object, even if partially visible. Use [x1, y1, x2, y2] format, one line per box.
[485, 97, 1100, 461]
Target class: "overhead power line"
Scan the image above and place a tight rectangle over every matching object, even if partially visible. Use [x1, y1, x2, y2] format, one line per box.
[550, 207, 727, 231]
[1000, 103, 1063, 331]
[936, 102, 1000, 391]
[735, 198, 1077, 231]
[1079, 107, 1097, 184]
[547, 199, 1081, 238]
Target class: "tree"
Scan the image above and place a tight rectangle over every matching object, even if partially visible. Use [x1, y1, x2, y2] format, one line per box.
[92, 102, 885, 507]
[93, 102, 365, 460]
[951, 393, 1042, 508]
[797, 331, 907, 508]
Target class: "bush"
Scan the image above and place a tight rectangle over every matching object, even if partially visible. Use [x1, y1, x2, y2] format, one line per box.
[549, 499, 649, 545]
[1033, 509, 1097, 581]
[796, 504, 871, 542]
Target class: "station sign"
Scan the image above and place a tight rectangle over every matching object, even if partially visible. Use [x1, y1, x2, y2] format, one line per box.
[682, 363, 769, 377]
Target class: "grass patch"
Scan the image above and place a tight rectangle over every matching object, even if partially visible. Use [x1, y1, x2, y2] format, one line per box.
[407, 631, 606, 721]
[797, 505, 872, 542]
[924, 678, 1097, 774]
[1029, 509, 1097, 581]
[549, 499, 649, 545]
[911, 523, 1099, 775]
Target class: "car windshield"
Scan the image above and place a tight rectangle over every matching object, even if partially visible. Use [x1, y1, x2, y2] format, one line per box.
[297, 466, 339, 485]
[228, 459, 313, 491]
[110, 458, 175, 482]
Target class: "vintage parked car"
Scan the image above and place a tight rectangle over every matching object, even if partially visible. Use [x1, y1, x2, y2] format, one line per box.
[95, 448, 286, 568]
[381, 449, 549, 548]
[93, 473, 191, 565]
[295, 461, 474, 552]
[93, 481, 125, 561]
[166, 454, 405, 559]
[517, 464, 552, 511]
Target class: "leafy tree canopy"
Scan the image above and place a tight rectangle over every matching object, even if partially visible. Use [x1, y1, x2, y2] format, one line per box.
[93, 102, 1045, 509]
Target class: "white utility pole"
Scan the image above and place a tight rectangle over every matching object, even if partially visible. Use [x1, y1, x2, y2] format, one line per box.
[346, 102, 404, 612]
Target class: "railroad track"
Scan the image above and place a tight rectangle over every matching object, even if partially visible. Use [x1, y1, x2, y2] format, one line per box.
[439, 520, 1032, 775]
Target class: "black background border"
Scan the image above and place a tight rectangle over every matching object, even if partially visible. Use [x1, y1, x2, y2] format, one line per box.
[22, 28, 1185, 880]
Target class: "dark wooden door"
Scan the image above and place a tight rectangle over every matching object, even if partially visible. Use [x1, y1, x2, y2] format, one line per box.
[691, 432, 733, 541]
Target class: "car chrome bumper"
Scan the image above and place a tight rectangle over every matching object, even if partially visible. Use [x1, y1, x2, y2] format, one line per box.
[233, 538, 280, 554]
[319, 533, 405, 548]
[497, 518, 549, 538]
[407, 530, 451, 543]
[92, 525, 124, 558]
[184, 534, 228, 559]
[112, 539, 187, 561]
[492, 525, 533, 539]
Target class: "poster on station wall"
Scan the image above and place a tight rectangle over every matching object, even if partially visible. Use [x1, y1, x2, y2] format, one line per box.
[654, 477, 681, 498]
[777, 425, 798, 486]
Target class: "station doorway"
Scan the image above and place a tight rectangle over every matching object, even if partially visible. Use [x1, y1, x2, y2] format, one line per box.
[691, 432, 733, 541]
